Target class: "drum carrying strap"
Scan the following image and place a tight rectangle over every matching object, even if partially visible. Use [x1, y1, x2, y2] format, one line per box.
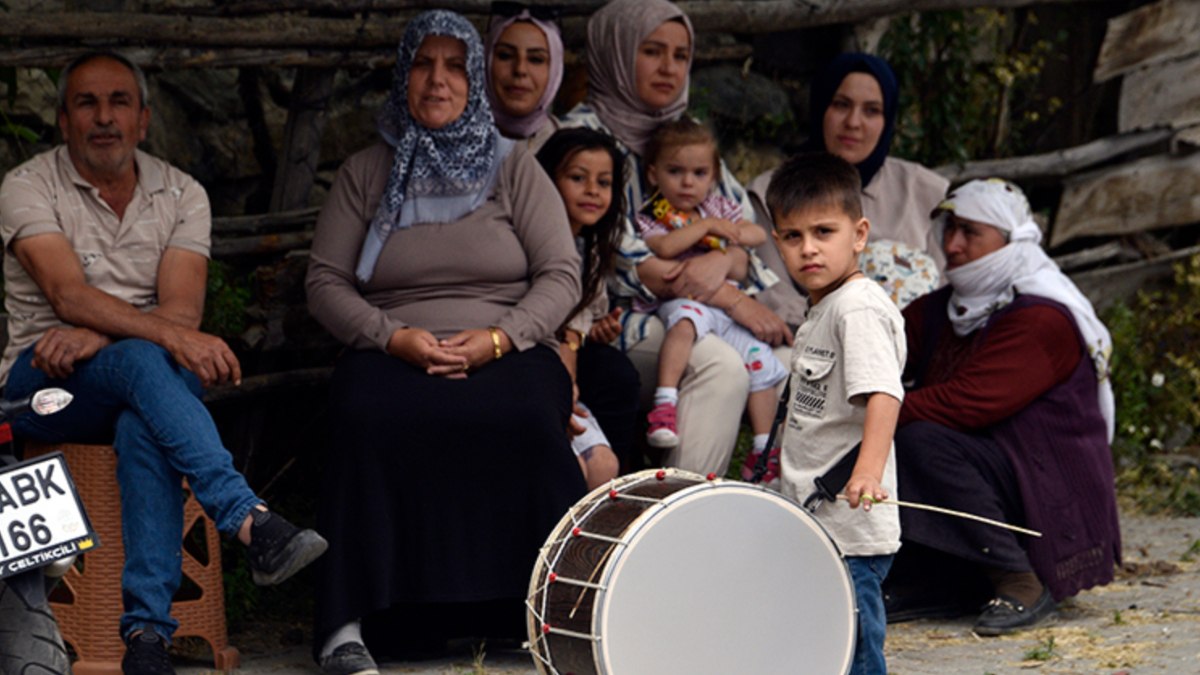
[747, 382, 861, 512]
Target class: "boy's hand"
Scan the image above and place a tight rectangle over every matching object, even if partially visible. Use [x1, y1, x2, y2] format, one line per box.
[844, 473, 887, 511]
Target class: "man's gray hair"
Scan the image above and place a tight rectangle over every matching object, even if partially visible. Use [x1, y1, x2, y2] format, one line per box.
[57, 51, 150, 111]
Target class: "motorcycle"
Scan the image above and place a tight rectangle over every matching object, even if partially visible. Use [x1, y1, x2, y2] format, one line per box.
[0, 388, 89, 675]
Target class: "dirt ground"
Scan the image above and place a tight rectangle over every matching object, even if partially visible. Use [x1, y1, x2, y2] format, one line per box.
[175, 511, 1199, 674]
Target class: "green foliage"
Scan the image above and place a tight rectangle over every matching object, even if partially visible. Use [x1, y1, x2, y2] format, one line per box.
[1103, 255, 1200, 515]
[880, 9, 1066, 166]
[1111, 608, 1125, 625]
[202, 260, 251, 338]
[1023, 636, 1057, 661]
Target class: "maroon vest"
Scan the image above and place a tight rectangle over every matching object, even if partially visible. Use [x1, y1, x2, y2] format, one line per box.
[917, 290, 1121, 599]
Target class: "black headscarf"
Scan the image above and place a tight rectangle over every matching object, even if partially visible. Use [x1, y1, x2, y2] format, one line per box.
[806, 53, 899, 188]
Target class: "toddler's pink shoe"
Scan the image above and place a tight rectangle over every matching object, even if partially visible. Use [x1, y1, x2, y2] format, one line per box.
[646, 402, 679, 448]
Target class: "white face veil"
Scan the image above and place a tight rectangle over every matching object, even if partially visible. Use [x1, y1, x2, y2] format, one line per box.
[937, 179, 1115, 442]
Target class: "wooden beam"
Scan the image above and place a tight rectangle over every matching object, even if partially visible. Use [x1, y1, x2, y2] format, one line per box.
[1173, 125, 1200, 155]
[934, 128, 1172, 183]
[1051, 152, 1200, 247]
[1070, 244, 1200, 312]
[271, 68, 336, 213]
[1119, 51, 1200, 132]
[0, 46, 395, 70]
[212, 207, 320, 234]
[212, 232, 314, 257]
[1, 1, 1113, 46]
[0, 43, 745, 69]
[1094, 0, 1200, 83]
[1051, 241, 1125, 272]
[204, 366, 333, 403]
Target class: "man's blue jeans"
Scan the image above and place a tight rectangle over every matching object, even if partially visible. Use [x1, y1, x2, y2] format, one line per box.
[6, 339, 261, 641]
[847, 554, 893, 675]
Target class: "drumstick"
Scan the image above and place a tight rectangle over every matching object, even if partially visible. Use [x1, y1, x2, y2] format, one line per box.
[836, 495, 1042, 538]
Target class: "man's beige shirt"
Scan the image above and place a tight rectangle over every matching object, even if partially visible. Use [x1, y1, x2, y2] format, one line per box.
[0, 146, 210, 385]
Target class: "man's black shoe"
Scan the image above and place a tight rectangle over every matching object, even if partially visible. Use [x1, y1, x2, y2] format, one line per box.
[973, 588, 1056, 636]
[246, 509, 328, 586]
[122, 630, 175, 675]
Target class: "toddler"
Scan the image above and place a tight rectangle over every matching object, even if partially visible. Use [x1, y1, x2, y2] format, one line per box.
[636, 118, 786, 479]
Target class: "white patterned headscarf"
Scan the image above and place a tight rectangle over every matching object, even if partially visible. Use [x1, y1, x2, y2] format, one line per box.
[357, 10, 511, 282]
[937, 178, 1115, 441]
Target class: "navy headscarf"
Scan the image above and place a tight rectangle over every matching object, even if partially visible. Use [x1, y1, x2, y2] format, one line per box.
[806, 53, 899, 188]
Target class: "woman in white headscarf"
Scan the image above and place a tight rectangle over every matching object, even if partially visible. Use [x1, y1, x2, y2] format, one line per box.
[885, 179, 1119, 638]
[306, 10, 584, 672]
[560, 0, 791, 476]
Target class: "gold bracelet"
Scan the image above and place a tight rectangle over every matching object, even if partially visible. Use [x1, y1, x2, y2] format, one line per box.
[727, 293, 745, 314]
[488, 326, 503, 360]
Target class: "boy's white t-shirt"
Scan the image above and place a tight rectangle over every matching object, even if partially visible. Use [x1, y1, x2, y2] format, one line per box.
[780, 277, 907, 557]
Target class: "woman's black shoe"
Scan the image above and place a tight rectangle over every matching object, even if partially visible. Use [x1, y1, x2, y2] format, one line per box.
[973, 588, 1056, 636]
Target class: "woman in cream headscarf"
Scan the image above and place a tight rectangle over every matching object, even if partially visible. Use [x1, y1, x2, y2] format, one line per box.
[561, 0, 791, 476]
[887, 178, 1119, 637]
[306, 10, 584, 673]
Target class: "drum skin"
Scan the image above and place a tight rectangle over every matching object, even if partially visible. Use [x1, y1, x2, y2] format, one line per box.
[527, 469, 856, 675]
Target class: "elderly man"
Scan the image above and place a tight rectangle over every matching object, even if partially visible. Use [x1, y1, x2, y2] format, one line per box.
[885, 179, 1120, 635]
[0, 52, 326, 674]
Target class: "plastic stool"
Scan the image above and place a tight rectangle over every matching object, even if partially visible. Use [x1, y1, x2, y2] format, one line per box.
[25, 442, 239, 674]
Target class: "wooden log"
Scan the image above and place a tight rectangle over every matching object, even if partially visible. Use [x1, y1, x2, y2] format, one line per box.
[1119, 51, 1200, 132]
[935, 128, 1172, 183]
[204, 366, 333, 403]
[1173, 125, 1200, 155]
[156, 0, 1113, 26]
[1051, 241, 1125, 272]
[271, 67, 335, 212]
[1070, 244, 1200, 312]
[211, 232, 314, 257]
[2, 1, 1113, 45]
[1094, 0, 1200, 83]
[1051, 152, 1200, 247]
[0, 43, 744, 69]
[212, 207, 320, 234]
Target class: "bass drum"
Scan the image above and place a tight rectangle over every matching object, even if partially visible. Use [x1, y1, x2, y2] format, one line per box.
[527, 468, 855, 675]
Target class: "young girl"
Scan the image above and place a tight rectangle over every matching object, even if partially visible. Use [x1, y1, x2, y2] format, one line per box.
[537, 127, 628, 489]
[637, 119, 788, 480]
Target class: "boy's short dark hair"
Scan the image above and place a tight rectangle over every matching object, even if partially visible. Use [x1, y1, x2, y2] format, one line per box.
[766, 152, 863, 225]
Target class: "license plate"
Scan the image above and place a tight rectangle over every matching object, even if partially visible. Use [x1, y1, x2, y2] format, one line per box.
[0, 452, 99, 579]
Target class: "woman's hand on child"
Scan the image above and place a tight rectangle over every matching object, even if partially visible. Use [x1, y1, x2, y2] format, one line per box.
[730, 297, 793, 346]
[702, 217, 741, 244]
[844, 474, 887, 511]
[589, 308, 623, 344]
[663, 251, 733, 302]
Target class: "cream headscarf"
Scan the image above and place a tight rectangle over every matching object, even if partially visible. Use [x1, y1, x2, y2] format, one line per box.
[937, 178, 1115, 441]
[585, 0, 693, 156]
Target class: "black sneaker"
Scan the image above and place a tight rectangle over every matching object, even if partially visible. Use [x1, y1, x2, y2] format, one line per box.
[122, 630, 176, 675]
[973, 588, 1056, 636]
[318, 642, 380, 675]
[246, 509, 328, 586]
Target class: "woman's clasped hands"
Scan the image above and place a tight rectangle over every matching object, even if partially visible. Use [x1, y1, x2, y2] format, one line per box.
[386, 327, 510, 377]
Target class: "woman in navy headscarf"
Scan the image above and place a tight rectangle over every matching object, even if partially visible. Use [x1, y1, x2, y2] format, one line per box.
[306, 10, 585, 672]
[749, 53, 949, 325]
